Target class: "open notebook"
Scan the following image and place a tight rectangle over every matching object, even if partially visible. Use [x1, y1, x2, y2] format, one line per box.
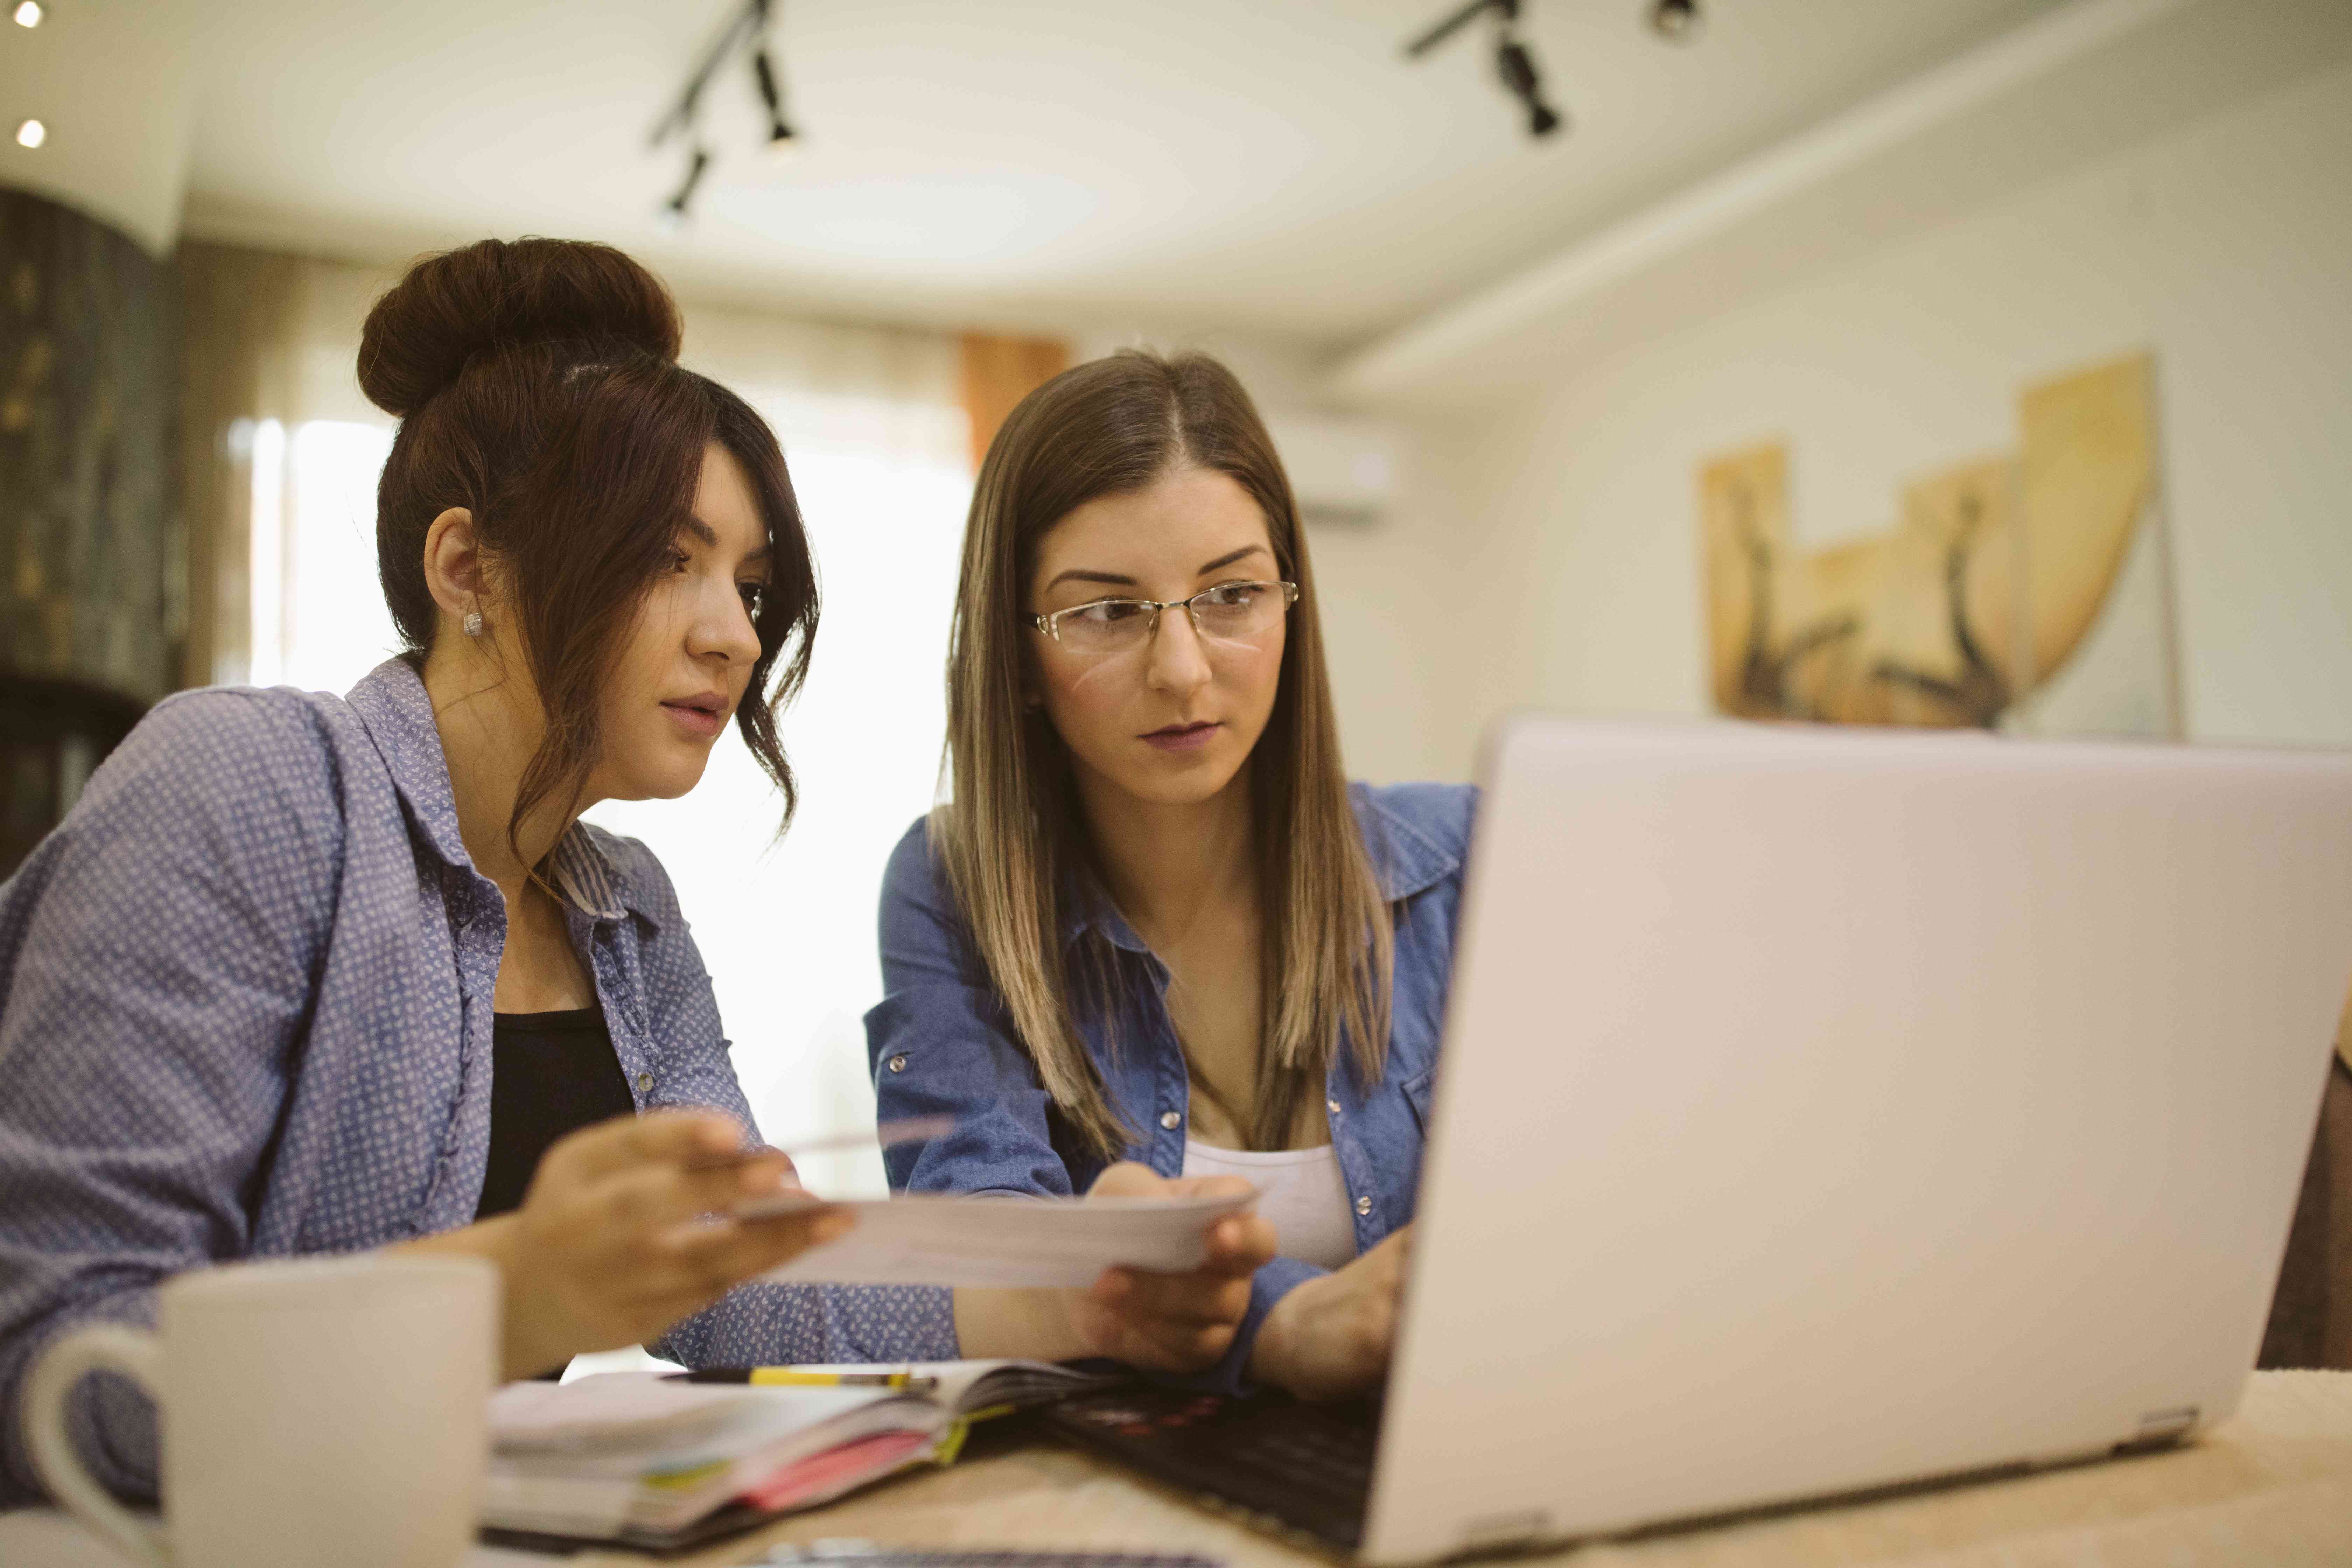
[483, 1361, 1125, 1552]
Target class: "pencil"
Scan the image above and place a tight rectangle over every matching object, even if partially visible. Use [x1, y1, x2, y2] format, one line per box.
[687, 1115, 956, 1174]
[665, 1368, 940, 1392]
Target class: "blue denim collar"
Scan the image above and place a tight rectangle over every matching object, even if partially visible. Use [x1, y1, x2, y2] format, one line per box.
[1058, 785, 1463, 952]
[343, 656, 644, 926]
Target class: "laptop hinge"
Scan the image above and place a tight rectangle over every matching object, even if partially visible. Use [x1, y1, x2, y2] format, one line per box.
[1457, 1509, 1552, 1554]
[2117, 1405, 2199, 1452]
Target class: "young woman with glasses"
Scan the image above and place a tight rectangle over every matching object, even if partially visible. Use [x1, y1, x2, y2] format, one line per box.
[0, 248, 1272, 1507]
[868, 351, 1475, 1400]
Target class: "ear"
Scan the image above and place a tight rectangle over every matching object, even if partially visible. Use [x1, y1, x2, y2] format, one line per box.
[421, 507, 486, 623]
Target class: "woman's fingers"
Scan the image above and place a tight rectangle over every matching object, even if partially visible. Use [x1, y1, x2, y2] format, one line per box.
[1093, 1263, 1252, 1326]
[1069, 1160, 1279, 1372]
[1200, 1212, 1278, 1275]
[1078, 1230, 1262, 1326]
[1084, 1160, 1168, 1199]
[581, 1146, 798, 1233]
[1076, 1252, 1256, 1373]
[1157, 1171, 1253, 1202]
[1361, 1224, 1412, 1279]
[546, 1108, 745, 1184]
[1086, 1164, 1275, 1276]
[496, 1109, 839, 1371]
[657, 1208, 856, 1296]
[1108, 1314, 1237, 1372]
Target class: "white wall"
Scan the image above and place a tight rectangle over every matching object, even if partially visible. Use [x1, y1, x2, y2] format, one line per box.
[1356, 55, 2352, 783]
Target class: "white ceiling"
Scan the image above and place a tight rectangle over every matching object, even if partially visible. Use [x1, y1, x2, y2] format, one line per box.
[47, 0, 2069, 344]
[1337, 0, 2352, 403]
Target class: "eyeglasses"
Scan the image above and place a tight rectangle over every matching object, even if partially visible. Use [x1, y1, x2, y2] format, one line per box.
[1029, 580, 1300, 655]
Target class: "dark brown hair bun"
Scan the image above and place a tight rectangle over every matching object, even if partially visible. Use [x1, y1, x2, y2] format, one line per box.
[358, 236, 684, 418]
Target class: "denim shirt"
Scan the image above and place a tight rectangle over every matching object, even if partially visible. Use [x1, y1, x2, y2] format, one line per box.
[865, 782, 1476, 1393]
[0, 658, 956, 1507]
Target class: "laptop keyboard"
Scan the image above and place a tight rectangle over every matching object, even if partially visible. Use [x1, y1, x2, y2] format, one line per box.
[1224, 1420, 1378, 1504]
[1042, 1388, 1382, 1551]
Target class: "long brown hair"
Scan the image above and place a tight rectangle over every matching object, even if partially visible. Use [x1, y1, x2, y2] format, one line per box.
[934, 349, 1392, 1156]
[360, 238, 819, 856]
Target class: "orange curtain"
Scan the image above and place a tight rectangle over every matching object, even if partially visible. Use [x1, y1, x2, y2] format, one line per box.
[959, 332, 1071, 473]
[2338, 983, 2351, 1076]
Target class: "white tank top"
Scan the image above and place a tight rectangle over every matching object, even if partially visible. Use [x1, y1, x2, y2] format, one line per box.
[1180, 1138, 1359, 1271]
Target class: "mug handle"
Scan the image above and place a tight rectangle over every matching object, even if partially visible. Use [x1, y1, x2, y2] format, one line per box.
[23, 1323, 170, 1566]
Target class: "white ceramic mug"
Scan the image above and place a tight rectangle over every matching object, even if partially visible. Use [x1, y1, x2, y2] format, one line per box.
[23, 1254, 497, 1568]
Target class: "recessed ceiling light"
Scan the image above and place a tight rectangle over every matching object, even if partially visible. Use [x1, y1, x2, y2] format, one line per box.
[15, 119, 46, 149]
[1650, 0, 1702, 41]
[11, 2, 42, 28]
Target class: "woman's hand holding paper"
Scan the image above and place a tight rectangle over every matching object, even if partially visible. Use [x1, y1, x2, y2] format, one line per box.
[402, 1109, 852, 1379]
[954, 1161, 1276, 1373]
[1066, 1163, 1277, 1372]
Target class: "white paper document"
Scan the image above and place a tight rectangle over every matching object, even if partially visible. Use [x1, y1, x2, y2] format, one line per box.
[741, 1189, 1258, 1287]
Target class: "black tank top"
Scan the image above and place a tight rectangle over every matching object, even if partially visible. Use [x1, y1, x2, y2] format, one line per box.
[475, 1006, 637, 1219]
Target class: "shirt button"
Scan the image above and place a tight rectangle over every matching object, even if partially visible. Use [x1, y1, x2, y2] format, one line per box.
[887, 1055, 909, 1073]
[634, 1072, 652, 1094]
[1354, 1194, 1373, 1217]
[1159, 1110, 1181, 1131]
[1326, 1098, 1342, 1116]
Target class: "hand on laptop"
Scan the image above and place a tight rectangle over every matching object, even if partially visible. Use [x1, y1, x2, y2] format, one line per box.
[1251, 1226, 1412, 1401]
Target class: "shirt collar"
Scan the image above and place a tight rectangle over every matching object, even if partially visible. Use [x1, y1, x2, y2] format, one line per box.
[344, 656, 643, 926]
[1354, 787, 1461, 903]
[1057, 786, 1461, 951]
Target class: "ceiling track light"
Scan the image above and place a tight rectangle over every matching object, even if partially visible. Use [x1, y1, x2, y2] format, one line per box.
[1494, 34, 1561, 138]
[15, 118, 45, 149]
[660, 146, 712, 231]
[647, 0, 796, 224]
[1404, 0, 1564, 142]
[12, 1, 43, 29]
[751, 46, 794, 151]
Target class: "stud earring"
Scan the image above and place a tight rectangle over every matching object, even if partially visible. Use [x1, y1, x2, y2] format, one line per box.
[463, 611, 484, 638]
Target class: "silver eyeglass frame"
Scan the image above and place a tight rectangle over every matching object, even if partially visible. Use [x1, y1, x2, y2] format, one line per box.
[1027, 580, 1300, 646]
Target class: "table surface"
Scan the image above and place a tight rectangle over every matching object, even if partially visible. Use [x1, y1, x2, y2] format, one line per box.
[653, 1370, 2352, 1568]
[6, 1371, 2350, 1568]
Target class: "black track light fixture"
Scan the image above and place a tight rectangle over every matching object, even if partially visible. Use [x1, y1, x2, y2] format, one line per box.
[1650, 0, 1702, 42]
[1404, 0, 1564, 142]
[660, 147, 712, 231]
[648, 0, 796, 223]
[1495, 34, 1562, 138]
[751, 46, 795, 152]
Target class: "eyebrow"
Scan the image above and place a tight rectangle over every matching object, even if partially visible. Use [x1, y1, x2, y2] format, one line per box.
[1044, 544, 1269, 594]
[680, 515, 772, 566]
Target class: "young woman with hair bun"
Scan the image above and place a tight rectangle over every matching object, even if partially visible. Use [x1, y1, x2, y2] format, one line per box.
[869, 351, 1476, 1401]
[0, 240, 1271, 1508]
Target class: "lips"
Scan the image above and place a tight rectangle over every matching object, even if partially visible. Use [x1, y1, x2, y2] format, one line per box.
[661, 692, 729, 739]
[1140, 721, 1221, 753]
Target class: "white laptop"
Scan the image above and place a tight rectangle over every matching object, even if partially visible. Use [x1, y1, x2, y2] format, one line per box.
[1370, 715, 2352, 1560]
[1045, 715, 2352, 1561]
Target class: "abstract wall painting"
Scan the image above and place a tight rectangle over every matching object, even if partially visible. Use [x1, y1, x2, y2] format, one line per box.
[1698, 352, 2179, 738]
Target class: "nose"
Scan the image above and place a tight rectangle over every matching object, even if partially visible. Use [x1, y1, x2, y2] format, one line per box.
[1143, 602, 1212, 698]
[690, 576, 763, 670]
